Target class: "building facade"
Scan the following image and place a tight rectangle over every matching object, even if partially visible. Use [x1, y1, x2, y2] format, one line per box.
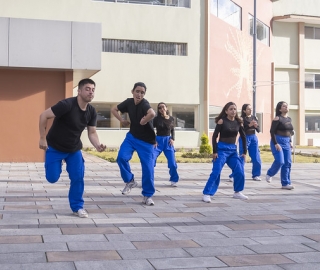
[1, 0, 319, 162]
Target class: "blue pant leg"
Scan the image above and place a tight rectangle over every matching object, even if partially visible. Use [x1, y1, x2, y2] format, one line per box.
[153, 136, 164, 167]
[267, 139, 284, 177]
[229, 137, 244, 178]
[45, 146, 66, 183]
[226, 151, 245, 192]
[117, 133, 135, 183]
[135, 138, 155, 197]
[203, 149, 227, 196]
[279, 137, 292, 186]
[163, 138, 179, 182]
[247, 135, 262, 178]
[64, 150, 85, 212]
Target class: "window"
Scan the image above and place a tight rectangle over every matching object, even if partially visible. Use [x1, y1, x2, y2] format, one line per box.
[93, 0, 190, 8]
[305, 114, 320, 132]
[305, 26, 320, 39]
[102, 39, 187, 56]
[249, 14, 270, 46]
[92, 104, 112, 128]
[305, 74, 320, 89]
[171, 105, 195, 129]
[211, 0, 242, 30]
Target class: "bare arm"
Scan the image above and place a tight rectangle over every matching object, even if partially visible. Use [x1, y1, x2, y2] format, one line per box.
[39, 108, 56, 150]
[111, 106, 130, 127]
[140, 108, 155, 125]
[87, 126, 106, 152]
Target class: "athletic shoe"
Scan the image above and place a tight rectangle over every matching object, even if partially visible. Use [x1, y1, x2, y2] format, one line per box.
[266, 175, 272, 183]
[253, 176, 262, 181]
[202, 195, 211, 203]
[170, 181, 178, 187]
[233, 192, 249, 200]
[73, 209, 89, 218]
[282, 185, 295, 190]
[228, 177, 234, 182]
[122, 179, 138, 195]
[142, 196, 155, 206]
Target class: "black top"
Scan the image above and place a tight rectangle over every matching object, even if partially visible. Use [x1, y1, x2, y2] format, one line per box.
[270, 115, 294, 144]
[47, 97, 97, 153]
[243, 115, 260, 135]
[153, 115, 175, 140]
[212, 117, 247, 154]
[117, 98, 156, 144]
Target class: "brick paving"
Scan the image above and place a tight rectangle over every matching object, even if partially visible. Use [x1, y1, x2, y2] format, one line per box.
[0, 152, 319, 269]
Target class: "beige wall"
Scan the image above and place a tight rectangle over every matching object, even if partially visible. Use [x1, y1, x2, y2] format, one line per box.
[273, 0, 320, 17]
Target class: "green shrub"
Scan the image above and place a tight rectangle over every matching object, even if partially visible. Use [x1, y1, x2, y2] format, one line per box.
[199, 132, 212, 154]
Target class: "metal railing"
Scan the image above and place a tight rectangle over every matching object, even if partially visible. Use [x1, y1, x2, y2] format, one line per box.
[94, 0, 190, 8]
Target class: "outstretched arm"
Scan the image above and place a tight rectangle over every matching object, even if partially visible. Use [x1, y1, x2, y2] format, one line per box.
[39, 108, 55, 150]
[111, 106, 130, 127]
[87, 126, 106, 152]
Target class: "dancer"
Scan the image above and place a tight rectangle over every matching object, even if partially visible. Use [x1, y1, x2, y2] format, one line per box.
[153, 102, 179, 186]
[39, 78, 106, 218]
[111, 82, 156, 206]
[229, 104, 262, 181]
[266, 101, 294, 189]
[202, 102, 248, 203]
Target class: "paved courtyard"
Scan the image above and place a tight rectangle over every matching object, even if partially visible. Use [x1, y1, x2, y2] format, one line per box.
[0, 152, 320, 270]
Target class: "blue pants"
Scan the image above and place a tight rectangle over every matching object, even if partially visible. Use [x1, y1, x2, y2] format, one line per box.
[229, 135, 261, 178]
[267, 135, 292, 186]
[203, 142, 245, 196]
[154, 136, 179, 182]
[45, 147, 85, 212]
[117, 132, 155, 197]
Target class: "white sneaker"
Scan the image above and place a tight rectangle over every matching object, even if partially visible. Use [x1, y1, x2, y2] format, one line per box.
[170, 181, 178, 187]
[202, 195, 211, 203]
[228, 177, 234, 182]
[253, 176, 262, 181]
[122, 179, 138, 195]
[73, 209, 88, 218]
[233, 192, 249, 200]
[282, 185, 295, 190]
[142, 196, 155, 206]
[266, 175, 272, 183]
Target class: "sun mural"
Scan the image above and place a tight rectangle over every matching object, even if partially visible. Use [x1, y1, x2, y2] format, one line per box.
[225, 29, 263, 101]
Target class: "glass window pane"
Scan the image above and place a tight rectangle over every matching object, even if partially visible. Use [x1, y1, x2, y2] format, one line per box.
[92, 104, 111, 128]
[315, 28, 320, 39]
[211, 0, 218, 16]
[172, 106, 195, 129]
[315, 74, 320, 89]
[305, 26, 314, 39]
[305, 74, 314, 89]
[305, 114, 320, 132]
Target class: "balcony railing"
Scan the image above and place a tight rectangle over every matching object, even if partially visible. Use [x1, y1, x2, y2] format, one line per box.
[93, 0, 190, 8]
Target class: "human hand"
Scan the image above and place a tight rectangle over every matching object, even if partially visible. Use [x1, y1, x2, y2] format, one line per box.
[241, 153, 246, 162]
[39, 138, 48, 150]
[169, 139, 174, 146]
[275, 144, 282, 151]
[140, 116, 147, 125]
[212, 153, 218, 161]
[96, 144, 107, 152]
[121, 119, 130, 127]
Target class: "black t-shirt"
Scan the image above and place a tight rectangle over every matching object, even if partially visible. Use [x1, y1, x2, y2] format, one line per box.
[46, 97, 97, 152]
[117, 98, 156, 144]
[153, 115, 175, 140]
[212, 117, 247, 154]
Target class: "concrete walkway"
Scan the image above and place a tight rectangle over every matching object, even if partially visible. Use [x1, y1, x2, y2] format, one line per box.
[0, 153, 320, 269]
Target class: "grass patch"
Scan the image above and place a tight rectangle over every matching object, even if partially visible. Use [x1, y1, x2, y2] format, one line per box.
[85, 148, 320, 163]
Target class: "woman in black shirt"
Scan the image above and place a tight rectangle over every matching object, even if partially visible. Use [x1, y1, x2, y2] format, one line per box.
[153, 102, 179, 186]
[202, 102, 248, 202]
[266, 101, 294, 189]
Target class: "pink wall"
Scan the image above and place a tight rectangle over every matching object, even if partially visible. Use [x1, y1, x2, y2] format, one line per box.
[209, 0, 273, 145]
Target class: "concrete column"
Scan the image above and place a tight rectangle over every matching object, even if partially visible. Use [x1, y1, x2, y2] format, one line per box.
[298, 22, 305, 145]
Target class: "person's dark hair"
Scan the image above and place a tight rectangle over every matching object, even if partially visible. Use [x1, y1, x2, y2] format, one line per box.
[156, 102, 170, 116]
[78, 78, 95, 88]
[132, 82, 147, 92]
[241, 103, 250, 118]
[275, 101, 286, 116]
[215, 101, 242, 124]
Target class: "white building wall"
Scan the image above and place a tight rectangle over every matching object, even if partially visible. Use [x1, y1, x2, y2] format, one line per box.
[273, 0, 320, 17]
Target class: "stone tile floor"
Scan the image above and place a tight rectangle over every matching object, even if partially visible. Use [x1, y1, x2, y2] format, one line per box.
[0, 152, 319, 269]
